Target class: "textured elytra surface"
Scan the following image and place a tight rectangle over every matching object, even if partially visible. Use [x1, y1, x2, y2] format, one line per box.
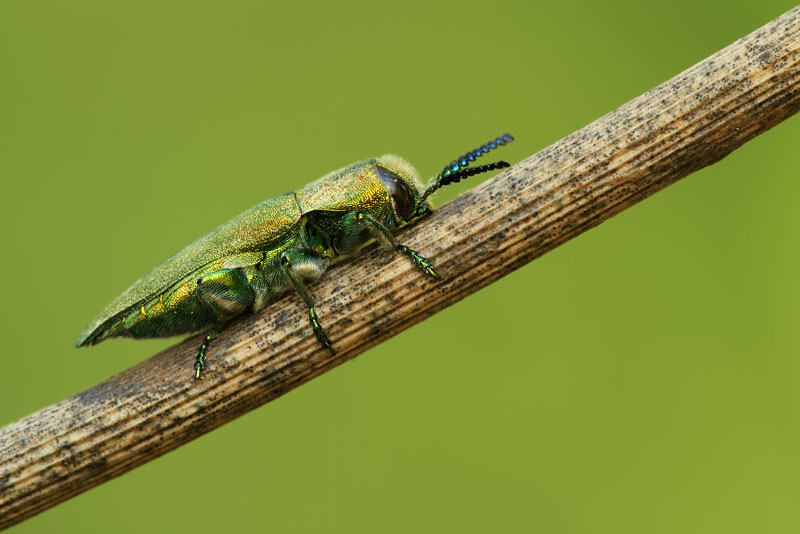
[1, 7, 799, 529]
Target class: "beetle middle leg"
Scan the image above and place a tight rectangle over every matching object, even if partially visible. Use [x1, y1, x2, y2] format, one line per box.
[280, 251, 336, 355]
[339, 211, 440, 280]
[194, 268, 255, 379]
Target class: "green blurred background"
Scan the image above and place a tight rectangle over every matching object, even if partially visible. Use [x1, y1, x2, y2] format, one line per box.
[1, 1, 799, 532]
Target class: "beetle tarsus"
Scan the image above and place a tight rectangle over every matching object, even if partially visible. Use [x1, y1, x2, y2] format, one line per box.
[195, 330, 217, 380]
[397, 245, 440, 280]
[194, 359, 204, 380]
[309, 307, 336, 354]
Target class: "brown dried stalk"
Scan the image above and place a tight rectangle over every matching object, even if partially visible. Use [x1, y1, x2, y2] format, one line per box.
[1, 7, 799, 530]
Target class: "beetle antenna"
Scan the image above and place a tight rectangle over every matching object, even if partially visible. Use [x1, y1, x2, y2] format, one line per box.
[420, 160, 511, 202]
[447, 133, 514, 173]
[418, 133, 514, 207]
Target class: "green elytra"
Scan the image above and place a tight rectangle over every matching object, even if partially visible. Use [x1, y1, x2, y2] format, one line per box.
[77, 135, 514, 378]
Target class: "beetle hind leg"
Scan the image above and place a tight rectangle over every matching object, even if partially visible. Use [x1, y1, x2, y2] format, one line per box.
[194, 268, 255, 379]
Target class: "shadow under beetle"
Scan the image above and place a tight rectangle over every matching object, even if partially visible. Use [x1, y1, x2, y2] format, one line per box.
[76, 134, 514, 378]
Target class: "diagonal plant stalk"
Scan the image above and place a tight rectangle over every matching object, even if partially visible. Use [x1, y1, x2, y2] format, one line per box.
[1, 6, 799, 530]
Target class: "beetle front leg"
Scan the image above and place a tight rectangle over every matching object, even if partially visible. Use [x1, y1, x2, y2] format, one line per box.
[280, 252, 336, 354]
[194, 268, 255, 379]
[339, 211, 440, 280]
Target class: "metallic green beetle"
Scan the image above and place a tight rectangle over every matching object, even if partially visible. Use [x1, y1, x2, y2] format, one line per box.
[77, 134, 514, 378]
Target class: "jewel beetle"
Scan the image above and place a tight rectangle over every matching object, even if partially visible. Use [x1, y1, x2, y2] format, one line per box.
[76, 134, 514, 378]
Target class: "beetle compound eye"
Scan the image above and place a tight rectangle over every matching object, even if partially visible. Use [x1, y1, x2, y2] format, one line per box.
[376, 165, 416, 221]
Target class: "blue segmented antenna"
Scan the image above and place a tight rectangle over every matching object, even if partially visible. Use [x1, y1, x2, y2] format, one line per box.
[419, 133, 514, 205]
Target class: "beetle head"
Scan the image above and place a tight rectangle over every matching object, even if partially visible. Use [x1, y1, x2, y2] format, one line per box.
[374, 155, 426, 224]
